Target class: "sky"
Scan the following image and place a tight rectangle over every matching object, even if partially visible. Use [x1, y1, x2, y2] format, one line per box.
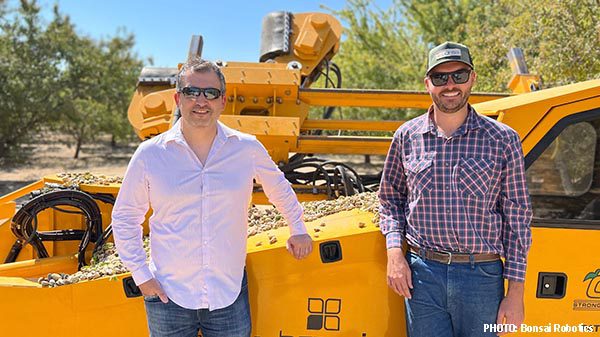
[20, 0, 392, 68]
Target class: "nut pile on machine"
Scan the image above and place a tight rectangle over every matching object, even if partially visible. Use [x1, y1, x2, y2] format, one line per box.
[34, 173, 380, 287]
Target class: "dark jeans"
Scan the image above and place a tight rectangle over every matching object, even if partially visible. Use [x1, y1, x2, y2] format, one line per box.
[144, 272, 251, 337]
[405, 251, 504, 337]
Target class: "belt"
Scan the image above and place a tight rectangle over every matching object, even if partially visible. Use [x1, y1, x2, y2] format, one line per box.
[409, 246, 500, 265]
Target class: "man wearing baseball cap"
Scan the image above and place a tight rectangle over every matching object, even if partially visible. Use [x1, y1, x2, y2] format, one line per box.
[379, 41, 532, 336]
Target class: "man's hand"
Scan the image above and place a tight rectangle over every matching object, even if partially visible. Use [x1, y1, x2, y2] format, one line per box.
[286, 234, 313, 259]
[387, 248, 413, 298]
[138, 278, 168, 303]
[496, 281, 525, 336]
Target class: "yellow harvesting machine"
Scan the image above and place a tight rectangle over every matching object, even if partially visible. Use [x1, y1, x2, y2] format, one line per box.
[0, 11, 600, 337]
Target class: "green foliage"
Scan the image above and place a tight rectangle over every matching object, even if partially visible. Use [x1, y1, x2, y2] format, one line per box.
[0, 1, 65, 161]
[334, 0, 424, 91]
[399, 0, 475, 45]
[98, 34, 144, 144]
[0, 0, 143, 162]
[332, 0, 600, 107]
[505, 0, 600, 87]
[53, 21, 143, 158]
[322, 0, 428, 126]
[466, 0, 600, 90]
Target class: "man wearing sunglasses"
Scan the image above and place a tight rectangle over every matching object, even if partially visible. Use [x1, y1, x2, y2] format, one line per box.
[111, 58, 313, 337]
[379, 42, 532, 337]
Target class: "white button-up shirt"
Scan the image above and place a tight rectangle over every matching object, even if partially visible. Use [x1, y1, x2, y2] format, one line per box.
[111, 120, 307, 310]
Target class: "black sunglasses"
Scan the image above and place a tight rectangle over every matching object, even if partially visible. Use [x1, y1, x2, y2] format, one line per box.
[179, 86, 222, 100]
[428, 69, 471, 86]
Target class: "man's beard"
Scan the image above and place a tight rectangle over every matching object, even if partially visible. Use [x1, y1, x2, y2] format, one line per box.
[431, 87, 471, 113]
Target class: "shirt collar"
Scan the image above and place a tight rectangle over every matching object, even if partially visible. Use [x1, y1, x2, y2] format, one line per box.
[163, 119, 185, 143]
[466, 105, 484, 130]
[415, 109, 434, 134]
[417, 104, 481, 136]
[217, 120, 240, 140]
[163, 119, 240, 145]
[458, 104, 483, 135]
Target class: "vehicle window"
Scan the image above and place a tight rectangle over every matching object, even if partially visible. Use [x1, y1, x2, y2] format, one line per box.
[526, 121, 598, 220]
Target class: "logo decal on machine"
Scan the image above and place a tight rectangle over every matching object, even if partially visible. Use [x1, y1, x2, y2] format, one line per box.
[306, 298, 342, 331]
[584, 269, 600, 299]
[573, 268, 600, 311]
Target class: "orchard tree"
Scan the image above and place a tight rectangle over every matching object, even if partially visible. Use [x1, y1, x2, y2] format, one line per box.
[0, 1, 65, 162]
[0, 0, 144, 162]
[332, 0, 600, 95]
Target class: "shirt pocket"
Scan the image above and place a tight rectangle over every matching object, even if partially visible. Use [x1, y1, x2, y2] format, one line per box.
[457, 157, 494, 198]
[405, 153, 435, 192]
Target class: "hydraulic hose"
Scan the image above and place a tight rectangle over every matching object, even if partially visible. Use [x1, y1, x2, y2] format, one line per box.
[6, 189, 105, 269]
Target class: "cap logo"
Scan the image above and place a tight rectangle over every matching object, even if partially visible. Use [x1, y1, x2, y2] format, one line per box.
[434, 48, 462, 60]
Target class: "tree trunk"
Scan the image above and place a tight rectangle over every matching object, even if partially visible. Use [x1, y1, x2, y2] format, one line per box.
[0, 145, 7, 164]
[74, 135, 83, 159]
[74, 126, 86, 159]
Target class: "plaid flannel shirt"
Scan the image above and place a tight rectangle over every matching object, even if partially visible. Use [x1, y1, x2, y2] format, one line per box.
[379, 105, 532, 282]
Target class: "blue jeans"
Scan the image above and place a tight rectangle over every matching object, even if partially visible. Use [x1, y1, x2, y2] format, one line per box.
[405, 251, 504, 337]
[144, 272, 251, 337]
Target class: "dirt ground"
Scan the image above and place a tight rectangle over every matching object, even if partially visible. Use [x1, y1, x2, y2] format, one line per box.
[0, 134, 137, 196]
[0, 133, 385, 197]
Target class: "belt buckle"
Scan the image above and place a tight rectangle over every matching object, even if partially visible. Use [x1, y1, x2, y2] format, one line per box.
[445, 251, 453, 265]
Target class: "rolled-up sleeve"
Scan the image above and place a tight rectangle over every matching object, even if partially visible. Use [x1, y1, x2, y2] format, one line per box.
[499, 131, 533, 282]
[111, 145, 153, 285]
[252, 140, 307, 236]
[379, 130, 408, 249]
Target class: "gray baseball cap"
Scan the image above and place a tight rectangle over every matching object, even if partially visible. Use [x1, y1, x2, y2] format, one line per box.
[426, 41, 473, 74]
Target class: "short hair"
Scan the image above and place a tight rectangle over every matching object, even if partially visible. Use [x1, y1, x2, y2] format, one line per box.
[175, 58, 226, 95]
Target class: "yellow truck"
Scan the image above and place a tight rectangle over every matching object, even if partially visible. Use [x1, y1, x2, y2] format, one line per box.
[0, 11, 599, 337]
